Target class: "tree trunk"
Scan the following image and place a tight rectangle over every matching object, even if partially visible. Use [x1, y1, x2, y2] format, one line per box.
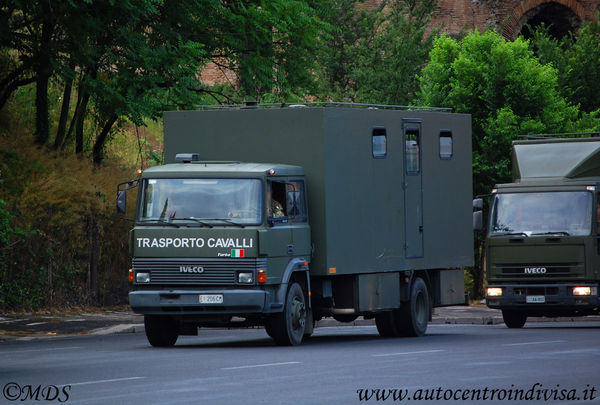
[87, 213, 99, 304]
[92, 114, 118, 165]
[54, 74, 74, 150]
[34, 3, 54, 145]
[75, 91, 92, 154]
[34, 74, 50, 145]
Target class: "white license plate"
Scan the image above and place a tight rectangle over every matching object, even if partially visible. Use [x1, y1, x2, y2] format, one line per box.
[199, 294, 223, 304]
[526, 295, 545, 304]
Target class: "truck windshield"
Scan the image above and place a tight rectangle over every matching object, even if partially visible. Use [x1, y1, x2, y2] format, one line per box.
[489, 191, 592, 236]
[138, 178, 262, 225]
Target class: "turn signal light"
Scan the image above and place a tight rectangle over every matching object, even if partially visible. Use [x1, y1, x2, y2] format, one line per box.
[128, 268, 134, 283]
[257, 269, 267, 284]
[486, 287, 503, 297]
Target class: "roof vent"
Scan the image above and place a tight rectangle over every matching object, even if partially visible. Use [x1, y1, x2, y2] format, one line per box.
[175, 153, 201, 163]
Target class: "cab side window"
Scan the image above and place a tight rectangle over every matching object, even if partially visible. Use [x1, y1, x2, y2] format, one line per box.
[287, 181, 307, 222]
[270, 181, 287, 218]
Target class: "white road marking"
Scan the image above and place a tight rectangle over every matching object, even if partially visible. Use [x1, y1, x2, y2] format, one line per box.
[65, 377, 146, 387]
[222, 361, 301, 370]
[373, 349, 445, 357]
[0, 346, 83, 354]
[26, 322, 47, 326]
[502, 340, 566, 346]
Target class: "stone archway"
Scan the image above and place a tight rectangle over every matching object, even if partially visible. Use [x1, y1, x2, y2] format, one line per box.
[502, 0, 584, 39]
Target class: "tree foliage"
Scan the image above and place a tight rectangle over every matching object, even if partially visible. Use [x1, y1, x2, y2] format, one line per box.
[1, 0, 328, 164]
[418, 30, 579, 196]
[417, 30, 584, 299]
[530, 18, 600, 114]
[317, 0, 436, 104]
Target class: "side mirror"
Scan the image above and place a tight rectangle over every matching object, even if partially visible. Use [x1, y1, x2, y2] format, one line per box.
[473, 210, 483, 231]
[116, 190, 127, 214]
[473, 198, 483, 210]
[116, 179, 139, 216]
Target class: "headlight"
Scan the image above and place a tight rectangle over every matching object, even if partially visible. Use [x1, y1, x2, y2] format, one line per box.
[487, 287, 503, 297]
[238, 272, 253, 284]
[136, 272, 150, 283]
[572, 286, 597, 296]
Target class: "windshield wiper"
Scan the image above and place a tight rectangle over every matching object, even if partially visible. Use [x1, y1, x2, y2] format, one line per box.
[202, 218, 246, 228]
[493, 231, 528, 237]
[170, 217, 214, 228]
[531, 231, 570, 236]
[137, 219, 180, 228]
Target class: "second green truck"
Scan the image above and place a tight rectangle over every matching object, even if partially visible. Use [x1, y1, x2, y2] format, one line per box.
[486, 137, 600, 327]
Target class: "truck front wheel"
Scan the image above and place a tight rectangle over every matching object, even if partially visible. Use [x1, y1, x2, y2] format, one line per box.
[502, 310, 527, 328]
[144, 315, 179, 347]
[265, 282, 306, 346]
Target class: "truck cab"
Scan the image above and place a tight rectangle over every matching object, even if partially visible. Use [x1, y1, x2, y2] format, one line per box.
[122, 157, 312, 346]
[485, 138, 600, 327]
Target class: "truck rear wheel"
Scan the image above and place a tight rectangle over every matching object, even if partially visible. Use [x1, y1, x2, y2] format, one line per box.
[376, 277, 429, 338]
[502, 310, 527, 328]
[144, 315, 179, 347]
[375, 312, 397, 337]
[266, 282, 306, 346]
[396, 277, 429, 337]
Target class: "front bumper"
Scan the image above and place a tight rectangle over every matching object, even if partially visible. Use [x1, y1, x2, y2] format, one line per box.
[486, 283, 600, 316]
[129, 287, 283, 316]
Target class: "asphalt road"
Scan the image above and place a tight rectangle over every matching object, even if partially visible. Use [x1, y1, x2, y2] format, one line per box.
[1, 321, 599, 404]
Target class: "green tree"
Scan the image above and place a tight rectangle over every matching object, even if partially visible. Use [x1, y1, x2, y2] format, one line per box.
[315, 0, 380, 101]
[530, 18, 600, 114]
[1, 0, 329, 163]
[316, 0, 435, 104]
[417, 30, 579, 298]
[419, 30, 578, 196]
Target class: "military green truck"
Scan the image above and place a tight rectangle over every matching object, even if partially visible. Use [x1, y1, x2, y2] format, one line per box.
[485, 137, 600, 328]
[117, 105, 475, 346]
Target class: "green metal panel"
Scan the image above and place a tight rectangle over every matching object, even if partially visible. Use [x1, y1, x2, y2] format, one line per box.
[437, 269, 465, 306]
[162, 107, 473, 277]
[358, 272, 400, 311]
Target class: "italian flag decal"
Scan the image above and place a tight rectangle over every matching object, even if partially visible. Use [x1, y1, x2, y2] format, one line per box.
[231, 249, 245, 258]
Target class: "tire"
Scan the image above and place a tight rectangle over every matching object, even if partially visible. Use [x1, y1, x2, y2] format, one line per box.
[395, 277, 430, 337]
[144, 315, 179, 347]
[375, 311, 397, 337]
[266, 282, 307, 346]
[502, 310, 527, 328]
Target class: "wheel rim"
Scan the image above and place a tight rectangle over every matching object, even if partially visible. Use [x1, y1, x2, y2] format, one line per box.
[290, 296, 306, 330]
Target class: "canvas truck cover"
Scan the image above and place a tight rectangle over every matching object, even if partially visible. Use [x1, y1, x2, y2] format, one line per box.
[513, 138, 600, 181]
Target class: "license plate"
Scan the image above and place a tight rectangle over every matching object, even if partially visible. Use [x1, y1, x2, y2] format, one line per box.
[526, 295, 545, 304]
[199, 294, 223, 304]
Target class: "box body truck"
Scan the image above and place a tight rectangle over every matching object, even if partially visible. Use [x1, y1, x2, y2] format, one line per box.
[118, 105, 474, 346]
[486, 138, 600, 327]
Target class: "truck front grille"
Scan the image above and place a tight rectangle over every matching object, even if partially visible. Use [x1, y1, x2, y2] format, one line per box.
[133, 258, 267, 285]
[498, 264, 574, 278]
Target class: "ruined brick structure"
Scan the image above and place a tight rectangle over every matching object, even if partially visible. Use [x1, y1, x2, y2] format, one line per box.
[367, 0, 599, 39]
